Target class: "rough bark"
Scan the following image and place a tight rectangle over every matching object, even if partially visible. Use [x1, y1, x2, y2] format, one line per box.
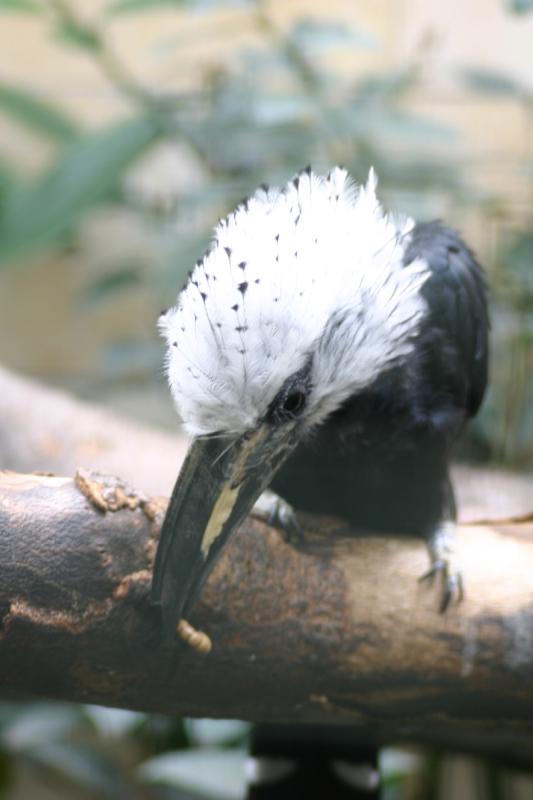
[1, 469, 533, 766]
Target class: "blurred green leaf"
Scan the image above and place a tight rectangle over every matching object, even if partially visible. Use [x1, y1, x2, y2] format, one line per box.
[501, 232, 533, 308]
[0, 113, 163, 265]
[0, 81, 79, 142]
[0, 0, 41, 11]
[140, 748, 247, 800]
[0, 159, 19, 210]
[185, 719, 250, 747]
[108, 0, 250, 11]
[179, 107, 319, 176]
[101, 338, 162, 378]
[28, 742, 122, 793]
[380, 748, 426, 783]
[509, 0, 533, 11]
[290, 17, 376, 52]
[339, 105, 455, 145]
[461, 67, 524, 95]
[159, 227, 212, 295]
[84, 705, 146, 737]
[366, 156, 464, 197]
[238, 48, 297, 86]
[55, 20, 101, 52]
[353, 70, 415, 101]
[372, 108, 455, 142]
[192, 0, 252, 8]
[1, 705, 83, 752]
[81, 264, 145, 308]
[251, 92, 313, 125]
[107, 0, 186, 12]
[506, 233, 533, 276]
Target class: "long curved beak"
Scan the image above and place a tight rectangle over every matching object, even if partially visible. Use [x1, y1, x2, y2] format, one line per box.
[151, 422, 300, 639]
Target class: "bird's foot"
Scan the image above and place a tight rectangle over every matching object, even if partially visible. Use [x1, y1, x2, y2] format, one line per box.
[251, 489, 303, 543]
[419, 520, 463, 612]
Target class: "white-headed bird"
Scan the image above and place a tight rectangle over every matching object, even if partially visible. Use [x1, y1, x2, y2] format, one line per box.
[152, 167, 488, 639]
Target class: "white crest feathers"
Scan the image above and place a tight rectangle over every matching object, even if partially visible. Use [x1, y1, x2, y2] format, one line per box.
[160, 168, 429, 436]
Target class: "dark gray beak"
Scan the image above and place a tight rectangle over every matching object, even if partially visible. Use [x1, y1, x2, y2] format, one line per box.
[151, 422, 300, 639]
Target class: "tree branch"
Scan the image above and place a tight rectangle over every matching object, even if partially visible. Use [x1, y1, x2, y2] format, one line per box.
[1, 468, 533, 766]
[1, 366, 533, 761]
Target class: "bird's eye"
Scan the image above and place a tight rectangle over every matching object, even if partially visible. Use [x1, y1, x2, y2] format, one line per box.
[280, 390, 306, 418]
[266, 360, 313, 424]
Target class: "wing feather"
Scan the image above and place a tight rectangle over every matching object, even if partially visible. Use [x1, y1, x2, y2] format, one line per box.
[403, 221, 489, 417]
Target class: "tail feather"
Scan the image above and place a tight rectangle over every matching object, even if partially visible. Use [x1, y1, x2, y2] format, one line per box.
[246, 725, 380, 800]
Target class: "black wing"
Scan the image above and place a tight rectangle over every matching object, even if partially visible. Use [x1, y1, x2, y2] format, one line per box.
[403, 221, 489, 418]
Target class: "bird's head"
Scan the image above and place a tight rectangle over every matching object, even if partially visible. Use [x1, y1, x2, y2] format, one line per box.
[160, 167, 428, 436]
[153, 168, 429, 634]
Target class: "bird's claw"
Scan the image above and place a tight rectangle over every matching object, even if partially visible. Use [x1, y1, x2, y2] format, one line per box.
[419, 559, 464, 613]
[251, 489, 303, 543]
[421, 521, 463, 612]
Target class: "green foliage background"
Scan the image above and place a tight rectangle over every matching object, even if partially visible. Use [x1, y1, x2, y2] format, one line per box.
[1, 0, 532, 466]
[0, 0, 532, 797]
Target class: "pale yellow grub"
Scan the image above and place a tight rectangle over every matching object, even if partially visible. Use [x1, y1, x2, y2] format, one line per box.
[176, 618, 212, 654]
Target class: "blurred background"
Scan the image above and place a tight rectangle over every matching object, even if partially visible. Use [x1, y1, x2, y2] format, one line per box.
[0, 0, 532, 797]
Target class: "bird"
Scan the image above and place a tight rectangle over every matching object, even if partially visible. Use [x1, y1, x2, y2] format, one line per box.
[152, 166, 488, 640]
[151, 166, 488, 799]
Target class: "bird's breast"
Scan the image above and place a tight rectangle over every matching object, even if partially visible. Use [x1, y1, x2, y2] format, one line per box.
[270, 395, 447, 535]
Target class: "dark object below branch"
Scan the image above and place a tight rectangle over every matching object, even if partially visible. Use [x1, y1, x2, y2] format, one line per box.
[1, 470, 533, 765]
